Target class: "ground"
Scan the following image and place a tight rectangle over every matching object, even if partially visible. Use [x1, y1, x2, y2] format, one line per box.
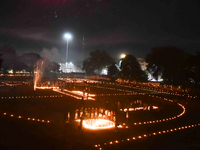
[0, 81, 200, 150]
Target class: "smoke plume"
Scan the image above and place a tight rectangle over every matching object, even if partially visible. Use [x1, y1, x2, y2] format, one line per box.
[40, 47, 63, 63]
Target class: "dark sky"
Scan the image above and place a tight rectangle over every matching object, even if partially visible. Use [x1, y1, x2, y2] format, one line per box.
[1, 0, 200, 64]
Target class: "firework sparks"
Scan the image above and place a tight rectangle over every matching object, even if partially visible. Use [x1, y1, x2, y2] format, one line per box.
[34, 60, 44, 90]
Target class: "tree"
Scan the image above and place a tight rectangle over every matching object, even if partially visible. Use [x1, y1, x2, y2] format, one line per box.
[146, 46, 187, 84]
[82, 50, 113, 75]
[51, 62, 60, 73]
[82, 58, 94, 75]
[120, 54, 147, 82]
[0, 54, 2, 69]
[13, 59, 28, 72]
[107, 62, 119, 82]
[0, 45, 17, 72]
[185, 52, 200, 85]
[19, 53, 41, 74]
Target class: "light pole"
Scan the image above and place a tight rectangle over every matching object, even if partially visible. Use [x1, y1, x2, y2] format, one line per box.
[63, 33, 72, 72]
[63, 33, 72, 64]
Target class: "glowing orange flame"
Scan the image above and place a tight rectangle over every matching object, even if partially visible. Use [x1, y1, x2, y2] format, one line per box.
[81, 119, 115, 130]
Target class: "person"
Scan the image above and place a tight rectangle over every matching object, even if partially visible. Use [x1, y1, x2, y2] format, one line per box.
[81, 97, 84, 105]
[64, 112, 67, 122]
[79, 114, 84, 130]
[64, 111, 68, 123]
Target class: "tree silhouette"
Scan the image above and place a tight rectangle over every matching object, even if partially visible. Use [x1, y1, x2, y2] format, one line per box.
[185, 52, 200, 85]
[82, 50, 113, 75]
[107, 62, 119, 81]
[0, 45, 17, 71]
[146, 46, 187, 84]
[120, 54, 147, 82]
[0, 54, 2, 69]
[19, 53, 41, 74]
[13, 60, 27, 72]
[51, 62, 60, 73]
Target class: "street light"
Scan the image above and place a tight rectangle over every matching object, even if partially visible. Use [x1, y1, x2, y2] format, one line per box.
[120, 53, 126, 59]
[63, 33, 72, 63]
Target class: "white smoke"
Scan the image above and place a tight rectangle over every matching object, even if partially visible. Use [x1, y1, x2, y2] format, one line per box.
[40, 47, 63, 63]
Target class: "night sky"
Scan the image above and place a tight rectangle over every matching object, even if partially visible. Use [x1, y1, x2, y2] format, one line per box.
[1, 0, 200, 64]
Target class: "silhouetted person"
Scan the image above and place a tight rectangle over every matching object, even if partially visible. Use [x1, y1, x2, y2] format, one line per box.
[64, 111, 67, 123]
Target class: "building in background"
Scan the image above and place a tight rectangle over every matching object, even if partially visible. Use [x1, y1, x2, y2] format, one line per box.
[59, 62, 84, 73]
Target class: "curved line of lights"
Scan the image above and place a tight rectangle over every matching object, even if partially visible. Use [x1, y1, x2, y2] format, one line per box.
[95, 123, 200, 149]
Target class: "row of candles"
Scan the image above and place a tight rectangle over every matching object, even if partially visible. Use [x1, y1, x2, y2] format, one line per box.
[74, 107, 116, 121]
[89, 81, 198, 99]
[120, 97, 185, 126]
[53, 88, 96, 100]
[115, 83, 197, 99]
[95, 123, 200, 150]
[1, 112, 50, 123]
[0, 95, 63, 99]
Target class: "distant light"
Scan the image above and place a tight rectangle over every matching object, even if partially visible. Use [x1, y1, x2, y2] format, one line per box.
[120, 54, 126, 59]
[101, 68, 108, 75]
[69, 62, 73, 65]
[64, 33, 72, 39]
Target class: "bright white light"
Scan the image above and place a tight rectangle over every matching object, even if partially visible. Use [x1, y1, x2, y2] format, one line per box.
[148, 78, 163, 82]
[82, 119, 115, 130]
[64, 33, 72, 39]
[101, 68, 108, 75]
[8, 69, 13, 74]
[120, 53, 126, 59]
[59, 62, 76, 73]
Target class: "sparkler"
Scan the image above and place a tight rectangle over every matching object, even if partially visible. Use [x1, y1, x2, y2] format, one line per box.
[34, 60, 44, 90]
